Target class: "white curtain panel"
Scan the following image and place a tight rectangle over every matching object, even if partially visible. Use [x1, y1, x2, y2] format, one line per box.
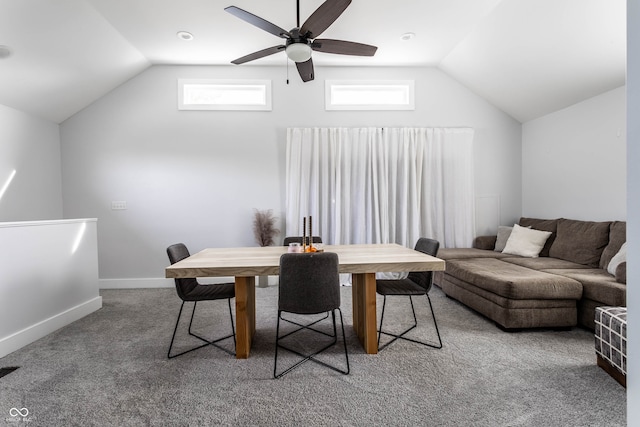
[285, 127, 475, 250]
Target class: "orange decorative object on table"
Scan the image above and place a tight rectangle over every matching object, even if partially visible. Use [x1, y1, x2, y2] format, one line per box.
[302, 215, 316, 252]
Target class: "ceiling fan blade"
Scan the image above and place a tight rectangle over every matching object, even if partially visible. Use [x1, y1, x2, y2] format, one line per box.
[231, 45, 286, 65]
[296, 58, 315, 82]
[312, 39, 377, 56]
[299, 0, 351, 39]
[225, 6, 290, 39]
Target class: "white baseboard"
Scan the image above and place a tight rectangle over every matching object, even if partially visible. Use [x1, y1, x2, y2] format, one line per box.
[0, 296, 102, 358]
[99, 277, 239, 289]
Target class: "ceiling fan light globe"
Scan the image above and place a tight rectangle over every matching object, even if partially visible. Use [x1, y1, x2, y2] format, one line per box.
[285, 43, 312, 63]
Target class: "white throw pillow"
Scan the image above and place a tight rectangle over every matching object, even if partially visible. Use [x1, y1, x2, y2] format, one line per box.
[607, 242, 627, 276]
[502, 224, 553, 258]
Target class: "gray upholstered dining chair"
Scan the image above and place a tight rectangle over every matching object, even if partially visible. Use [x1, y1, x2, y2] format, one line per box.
[166, 243, 236, 359]
[376, 237, 443, 351]
[282, 236, 323, 246]
[274, 252, 349, 378]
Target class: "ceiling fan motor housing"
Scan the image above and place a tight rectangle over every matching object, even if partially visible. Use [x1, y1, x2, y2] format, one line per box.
[285, 29, 312, 63]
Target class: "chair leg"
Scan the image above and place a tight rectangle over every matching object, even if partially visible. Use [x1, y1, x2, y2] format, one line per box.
[274, 309, 349, 378]
[187, 301, 199, 337]
[378, 296, 418, 351]
[426, 294, 443, 349]
[281, 312, 330, 335]
[168, 300, 236, 359]
[377, 294, 442, 351]
[278, 312, 335, 341]
[273, 311, 283, 378]
[168, 301, 187, 359]
[377, 296, 387, 350]
[337, 309, 350, 375]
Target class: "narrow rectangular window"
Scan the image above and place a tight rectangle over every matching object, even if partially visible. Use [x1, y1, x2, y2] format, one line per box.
[178, 79, 272, 111]
[325, 80, 415, 111]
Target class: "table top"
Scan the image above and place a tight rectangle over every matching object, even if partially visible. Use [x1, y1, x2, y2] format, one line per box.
[165, 243, 445, 278]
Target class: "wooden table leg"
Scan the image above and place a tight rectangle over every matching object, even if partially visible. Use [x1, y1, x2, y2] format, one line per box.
[234, 276, 256, 359]
[352, 272, 378, 354]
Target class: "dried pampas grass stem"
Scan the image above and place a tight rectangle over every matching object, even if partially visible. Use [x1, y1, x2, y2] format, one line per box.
[253, 209, 279, 247]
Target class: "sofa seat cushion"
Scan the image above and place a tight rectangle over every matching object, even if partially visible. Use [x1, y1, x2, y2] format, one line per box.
[445, 258, 583, 300]
[443, 275, 578, 309]
[501, 257, 590, 271]
[542, 268, 626, 306]
[436, 248, 512, 261]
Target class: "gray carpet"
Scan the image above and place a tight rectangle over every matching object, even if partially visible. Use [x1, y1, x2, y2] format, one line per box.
[0, 285, 626, 426]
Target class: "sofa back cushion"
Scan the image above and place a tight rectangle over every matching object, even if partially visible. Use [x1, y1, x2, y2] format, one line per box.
[599, 221, 627, 269]
[494, 226, 514, 252]
[518, 217, 558, 257]
[548, 219, 611, 267]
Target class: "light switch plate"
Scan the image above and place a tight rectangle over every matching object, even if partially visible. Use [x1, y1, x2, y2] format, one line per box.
[111, 201, 127, 210]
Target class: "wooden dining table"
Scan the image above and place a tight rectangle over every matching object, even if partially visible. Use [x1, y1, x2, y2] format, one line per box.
[165, 243, 445, 359]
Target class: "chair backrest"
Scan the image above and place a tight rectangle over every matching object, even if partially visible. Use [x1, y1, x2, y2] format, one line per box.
[166, 243, 199, 300]
[407, 238, 440, 292]
[278, 252, 340, 315]
[283, 236, 323, 246]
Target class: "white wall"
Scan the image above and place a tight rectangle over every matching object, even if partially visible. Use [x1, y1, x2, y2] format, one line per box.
[60, 65, 522, 286]
[626, 0, 639, 422]
[0, 104, 63, 221]
[0, 219, 101, 357]
[521, 86, 626, 221]
[0, 104, 101, 358]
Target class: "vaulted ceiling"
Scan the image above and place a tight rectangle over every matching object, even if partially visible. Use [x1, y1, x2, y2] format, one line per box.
[0, 0, 626, 123]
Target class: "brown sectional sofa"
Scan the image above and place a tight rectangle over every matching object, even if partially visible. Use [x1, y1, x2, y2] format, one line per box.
[434, 218, 626, 330]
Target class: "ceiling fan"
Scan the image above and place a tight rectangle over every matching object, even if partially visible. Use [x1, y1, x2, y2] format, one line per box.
[224, 0, 377, 82]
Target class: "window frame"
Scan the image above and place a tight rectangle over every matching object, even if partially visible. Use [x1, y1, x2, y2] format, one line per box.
[325, 80, 415, 111]
[178, 79, 272, 111]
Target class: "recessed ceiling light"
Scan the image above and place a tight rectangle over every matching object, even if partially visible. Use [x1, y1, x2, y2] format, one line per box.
[400, 32, 415, 41]
[176, 31, 194, 41]
[0, 45, 12, 59]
